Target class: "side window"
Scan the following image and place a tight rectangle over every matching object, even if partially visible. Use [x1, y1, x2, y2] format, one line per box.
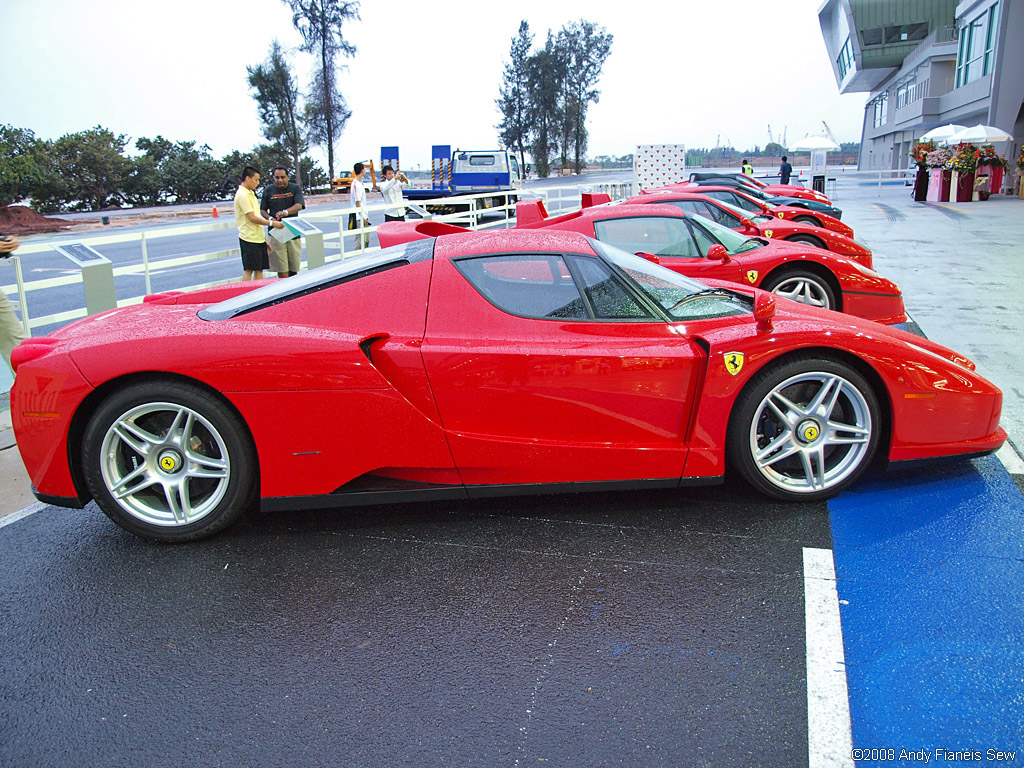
[455, 255, 587, 319]
[570, 256, 651, 320]
[707, 204, 743, 228]
[687, 221, 718, 257]
[668, 200, 714, 217]
[722, 192, 759, 213]
[594, 217, 701, 259]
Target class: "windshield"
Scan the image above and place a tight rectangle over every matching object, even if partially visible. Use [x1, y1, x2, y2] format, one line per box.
[589, 239, 749, 321]
[686, 213, 764, 255]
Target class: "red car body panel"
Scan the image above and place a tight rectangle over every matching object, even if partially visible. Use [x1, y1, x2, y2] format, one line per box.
[11, 230, 1003, 514]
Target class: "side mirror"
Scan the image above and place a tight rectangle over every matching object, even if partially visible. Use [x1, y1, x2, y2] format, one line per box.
[739, 217, 758, 235]
[707, 244, 728, 261]
[754, 292, 776, 333]
[636, 251, 661, 264]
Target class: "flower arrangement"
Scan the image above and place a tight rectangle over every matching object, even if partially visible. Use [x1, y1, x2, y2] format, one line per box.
[947, 143, 979, 175]
[910, 139, 936, 167]
[976, 145, 1008, 169]
[925, 148, 953, 168]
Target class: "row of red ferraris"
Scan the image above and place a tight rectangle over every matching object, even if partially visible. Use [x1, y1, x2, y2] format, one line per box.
[10, 173, 1005, 541]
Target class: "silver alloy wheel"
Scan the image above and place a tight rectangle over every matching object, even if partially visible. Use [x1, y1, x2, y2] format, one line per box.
[769, 275, 832, 309]
[98, 401, 231, 527]
[748, 371, 872, 494]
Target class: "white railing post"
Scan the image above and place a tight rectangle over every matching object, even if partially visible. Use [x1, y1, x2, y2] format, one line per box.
[12, 256, 30, 339]
[339, 215, 347, 260]
[140, 233, 152, 296]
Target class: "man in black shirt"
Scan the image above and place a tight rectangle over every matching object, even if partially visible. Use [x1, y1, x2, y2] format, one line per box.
[261, 166, 305, 278]
[778, 155, 793, 185]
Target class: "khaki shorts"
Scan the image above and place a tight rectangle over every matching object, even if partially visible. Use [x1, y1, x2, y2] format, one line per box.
[0, 289, 25, 369]
[269, 236, 301, 273]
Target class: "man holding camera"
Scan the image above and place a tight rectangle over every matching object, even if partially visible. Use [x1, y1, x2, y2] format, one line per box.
[379, 165, 409, 222]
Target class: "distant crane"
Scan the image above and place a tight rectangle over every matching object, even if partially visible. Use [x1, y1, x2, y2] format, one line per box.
[768, 124, 788, 149]
[822, 121, 839, 146]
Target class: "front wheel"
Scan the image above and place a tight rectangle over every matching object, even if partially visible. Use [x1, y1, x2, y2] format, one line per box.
[784, 233, 827, 250]
[727, 357, 880, 501]
[791, 215, 823, 228]
[760, 268, 838, 311]
[82, 381, 258, 542]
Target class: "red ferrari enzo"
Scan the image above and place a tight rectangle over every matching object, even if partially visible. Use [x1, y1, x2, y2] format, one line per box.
[11, 232, 1004, 542]
[624, 192, 871, 260]
[687, 172, 832, 204]
[501, 201, 899, 322]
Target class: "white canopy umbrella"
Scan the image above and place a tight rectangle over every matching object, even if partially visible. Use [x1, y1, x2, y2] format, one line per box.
[919, 123, 966, 142]
[788, 135, 841, 152]
[943, 124, 1014, 145]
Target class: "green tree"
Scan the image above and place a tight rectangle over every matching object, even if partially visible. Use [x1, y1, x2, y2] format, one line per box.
[162, 141, 224, 203]
[123, 135, 173, 207]
[287, 0, 359, 182]
[527, 33, 565, 178]
[32, 126, 131, 212]
[0, 125, 49, 208]
[248, 40, 307, 187]
[496, 21, 534, 179]
[558, 20, 612, 174]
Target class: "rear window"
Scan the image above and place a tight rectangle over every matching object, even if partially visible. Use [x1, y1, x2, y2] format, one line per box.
[469, 155, 496, 166]
[199, 239, 435, 321]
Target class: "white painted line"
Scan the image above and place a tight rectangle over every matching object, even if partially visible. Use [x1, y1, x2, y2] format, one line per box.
[0, 501, 46, 530]
[804, 547, 855, 768]
[996, 442, 1024, 475]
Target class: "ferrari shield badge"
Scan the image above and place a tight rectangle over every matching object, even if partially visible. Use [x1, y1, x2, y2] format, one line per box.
[724, 352, 744, 376]
[746, 270, 758, 284]
[777, 212, 785, 218]
[764, 229, 774, 238]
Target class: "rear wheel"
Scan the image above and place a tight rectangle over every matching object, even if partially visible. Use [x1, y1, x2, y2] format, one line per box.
[727, 357, 880, 501]
[792, 215, 823, 227]
[761, 268, 837, 311]
[784, 233, 827, 249]
[82, 381, 257, 542]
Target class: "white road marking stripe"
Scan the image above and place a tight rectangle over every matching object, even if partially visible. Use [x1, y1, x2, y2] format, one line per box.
[804, 547, 855, 767]
[0, 501, 47, 529]
[996, 442, 1024, 475]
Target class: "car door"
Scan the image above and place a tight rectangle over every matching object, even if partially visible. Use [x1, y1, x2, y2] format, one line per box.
[420, 251, 702, 486]
[592, 215, 744, 283]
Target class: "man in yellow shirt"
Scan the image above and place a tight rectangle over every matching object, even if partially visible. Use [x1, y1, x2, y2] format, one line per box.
[234, 166, 285, 280]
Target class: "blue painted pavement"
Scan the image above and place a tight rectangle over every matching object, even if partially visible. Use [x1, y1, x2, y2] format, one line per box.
[830, 456, 1024, 765]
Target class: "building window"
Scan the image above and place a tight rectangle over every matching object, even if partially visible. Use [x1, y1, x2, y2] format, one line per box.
[873, 92, 889, 128]
[956, 2, 999, 87]
[837, 36, 855, 79]
[896, 78, 916, 110]
[861, 23, 928, 47]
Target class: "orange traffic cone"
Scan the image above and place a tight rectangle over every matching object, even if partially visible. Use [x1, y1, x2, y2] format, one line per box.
[212, 206, 219, 218]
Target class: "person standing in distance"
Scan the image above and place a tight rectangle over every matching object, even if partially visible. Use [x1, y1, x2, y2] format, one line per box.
[261, 166, 305, 278]
[0, 236, 23, 371]
[741, 159, 754, 176]
[348, 162, 370, 250]
[235, 166, 285, 281]
[379, 165, 409, 222]
[778, 155, 793, 185]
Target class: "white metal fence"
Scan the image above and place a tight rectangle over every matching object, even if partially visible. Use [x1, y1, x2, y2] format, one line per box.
[1, 183, 631, 338]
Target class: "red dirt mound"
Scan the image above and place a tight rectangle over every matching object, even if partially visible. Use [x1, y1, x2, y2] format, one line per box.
[0, 205, 71, 235]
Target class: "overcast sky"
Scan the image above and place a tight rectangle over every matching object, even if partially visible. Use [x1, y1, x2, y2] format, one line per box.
[2, 0, 866, 173]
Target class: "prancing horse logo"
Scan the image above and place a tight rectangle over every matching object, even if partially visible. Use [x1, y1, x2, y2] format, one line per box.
[746, 270, 758, 284]
[724, 352, 744, 375]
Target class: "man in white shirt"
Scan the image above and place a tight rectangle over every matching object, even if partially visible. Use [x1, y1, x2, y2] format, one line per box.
[379, 165, 409, 222]
[348, 162, 370, 249]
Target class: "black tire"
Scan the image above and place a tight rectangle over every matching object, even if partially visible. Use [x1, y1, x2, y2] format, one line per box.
[726, 356, 880, 501]
[81, 380, 258, 542]
[784, 233, 828, 250]
[791, 215, 823, 228]
[760, 268, 838, 311]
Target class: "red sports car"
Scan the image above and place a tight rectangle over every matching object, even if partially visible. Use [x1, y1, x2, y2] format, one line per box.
[648, 184, 854, 238]
[11, 232, 1004, 542]
[498, 201, 900, 322]
[624, 192, 870, 261]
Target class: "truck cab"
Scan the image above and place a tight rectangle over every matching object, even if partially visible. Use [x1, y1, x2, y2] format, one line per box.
[451, 150, 522, 192]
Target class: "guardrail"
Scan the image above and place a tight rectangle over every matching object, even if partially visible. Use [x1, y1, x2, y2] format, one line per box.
[1, 183, 630, 339]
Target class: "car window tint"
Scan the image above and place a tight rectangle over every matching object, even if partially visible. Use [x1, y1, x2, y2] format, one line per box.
[570, 256, 651, 319]
[667, 200, 713, 218]
[709, 205, 742, 227]
[594, 217, 700, 259]
[455, 255, 588, 320]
